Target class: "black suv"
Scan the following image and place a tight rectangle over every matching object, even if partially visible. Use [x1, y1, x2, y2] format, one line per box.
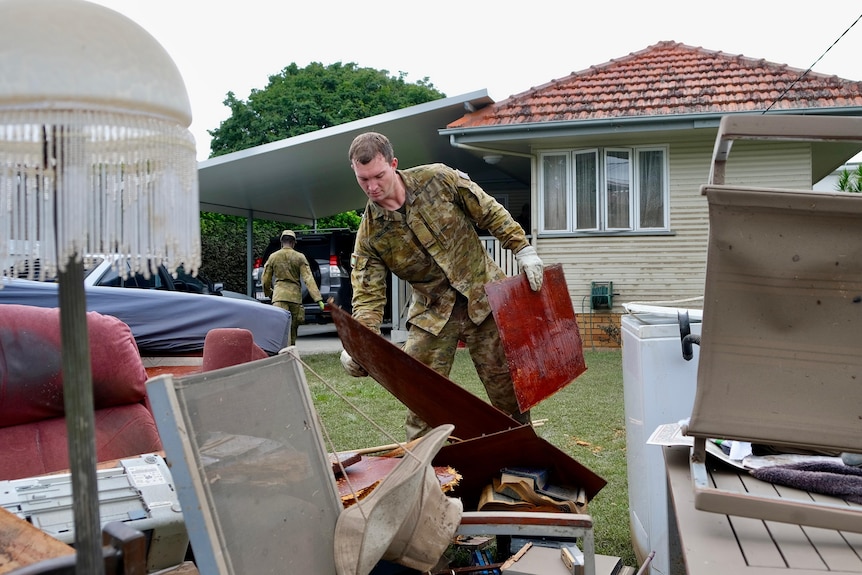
[255, 229, 356, 324]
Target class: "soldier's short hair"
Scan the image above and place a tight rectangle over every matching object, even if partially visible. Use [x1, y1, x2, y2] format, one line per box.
[349, 132, 394, 165]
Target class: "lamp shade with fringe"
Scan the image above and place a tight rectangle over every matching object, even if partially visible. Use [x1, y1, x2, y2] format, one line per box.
[0, 0, 200, 280]
[0, 1, 199, 572]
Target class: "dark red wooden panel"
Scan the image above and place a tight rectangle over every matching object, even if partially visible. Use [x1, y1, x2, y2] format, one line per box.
[485, 264, 587, 411]
[332, 306, 519, 440]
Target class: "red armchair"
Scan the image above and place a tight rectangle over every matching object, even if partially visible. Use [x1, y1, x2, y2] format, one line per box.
[0, 304, 162, 480]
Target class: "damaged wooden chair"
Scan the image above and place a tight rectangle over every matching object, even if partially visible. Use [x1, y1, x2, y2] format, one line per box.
[146, 348, 597, 575]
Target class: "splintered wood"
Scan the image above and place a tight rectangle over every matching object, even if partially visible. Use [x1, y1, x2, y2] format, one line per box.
[0, 507, 73, 574]
[335, 456, 461, 507]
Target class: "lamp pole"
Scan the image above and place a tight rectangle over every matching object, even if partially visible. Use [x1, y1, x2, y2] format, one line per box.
[58, 256, 103, 575]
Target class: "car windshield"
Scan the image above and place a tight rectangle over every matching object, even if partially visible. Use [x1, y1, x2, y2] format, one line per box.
[97, 262, 167, 289]
[82, 256, 107, 277]
[83, 256, 169, 289]
[173, 265, 211, 294]
[6, 256, 210, 293]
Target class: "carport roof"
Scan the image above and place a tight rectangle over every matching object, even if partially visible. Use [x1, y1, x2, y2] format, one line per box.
[197, 90, 498, 224]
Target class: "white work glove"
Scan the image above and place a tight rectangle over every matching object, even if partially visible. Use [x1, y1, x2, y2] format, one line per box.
[515, 245, 544, 291]
[340, 350, 368, 378]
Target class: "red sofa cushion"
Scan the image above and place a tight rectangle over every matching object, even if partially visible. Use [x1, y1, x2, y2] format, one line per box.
[0, 403, 163, 480]
[0, 304, 148, 428]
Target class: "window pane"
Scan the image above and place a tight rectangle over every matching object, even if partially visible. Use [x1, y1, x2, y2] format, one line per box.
[606, 150, 630, 229]
[542, 155, 568, 230]
[638, 149, 665, 228]
[574, 152, 598, 230]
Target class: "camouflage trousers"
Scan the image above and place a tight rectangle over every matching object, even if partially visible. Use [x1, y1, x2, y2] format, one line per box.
[402, 294, 530, 441]
[273, 300, 304, 346]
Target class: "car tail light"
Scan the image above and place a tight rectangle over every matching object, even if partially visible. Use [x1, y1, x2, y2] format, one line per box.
[254, 257, 263, 269]
[329, 255, 342, 278]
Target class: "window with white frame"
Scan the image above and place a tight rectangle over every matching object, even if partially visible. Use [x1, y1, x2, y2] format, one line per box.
[539, 146, 668, 233]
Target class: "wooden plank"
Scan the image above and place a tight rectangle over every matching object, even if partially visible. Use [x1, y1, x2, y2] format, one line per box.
[838, 529, 862, 564]
[666, 444, 862, 575]
[710, 466, 785, 568]
[335, 456, 460, 506]
[0, 507, 73, 574]
[801, 525, 861, 572]
[800, 490, 862, 572]
[740, 474, 824, 570]
[151, 561, 200, 574]
[485, 264, 586, 411]
[663, 446, 750, 574]
[332, 305, 519, 440]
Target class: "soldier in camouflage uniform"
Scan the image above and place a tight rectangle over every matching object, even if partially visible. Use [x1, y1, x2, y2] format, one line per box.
[340, 132, 544, 440]
[262, 229, 325, 346]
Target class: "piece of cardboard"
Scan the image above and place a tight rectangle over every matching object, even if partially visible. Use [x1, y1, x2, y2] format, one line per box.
[485, 264, 587, 412]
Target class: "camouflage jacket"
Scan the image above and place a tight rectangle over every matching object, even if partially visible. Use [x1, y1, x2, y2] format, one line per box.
[351, 163, 529, 334]
[261, 247, 322, 304]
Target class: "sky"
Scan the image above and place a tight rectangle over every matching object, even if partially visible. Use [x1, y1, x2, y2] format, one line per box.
[89, 1, 862, 161]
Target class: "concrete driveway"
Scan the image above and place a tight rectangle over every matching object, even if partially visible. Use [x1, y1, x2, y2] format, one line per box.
[294, 324, 396, 356]
[294, 324, 343, 356]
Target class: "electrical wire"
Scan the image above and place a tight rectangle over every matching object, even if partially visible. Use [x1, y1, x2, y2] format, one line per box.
[764, 12, 862, 113]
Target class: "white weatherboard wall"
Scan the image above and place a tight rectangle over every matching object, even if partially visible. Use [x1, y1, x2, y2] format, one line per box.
[532, 141, 813, 313]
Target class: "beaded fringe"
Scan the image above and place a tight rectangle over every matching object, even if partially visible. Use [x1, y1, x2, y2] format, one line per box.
[0, 108, 200, 281]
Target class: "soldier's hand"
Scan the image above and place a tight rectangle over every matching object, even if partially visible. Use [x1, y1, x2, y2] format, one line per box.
[318, 300, 325, 310]
[340, 350, 368, 377]
[515, 245, 544, 291]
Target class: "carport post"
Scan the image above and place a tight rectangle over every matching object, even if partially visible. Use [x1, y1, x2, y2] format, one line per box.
[247, 211, 255, 297]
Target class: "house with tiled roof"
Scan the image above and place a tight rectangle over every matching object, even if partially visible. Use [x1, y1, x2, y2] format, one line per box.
[442, 41, 862, 347]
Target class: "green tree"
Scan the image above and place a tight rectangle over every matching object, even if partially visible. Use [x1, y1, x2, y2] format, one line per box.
[209, 62, 444, 157]
[836, 164, 862, 192]
[200, 62, 444, 292]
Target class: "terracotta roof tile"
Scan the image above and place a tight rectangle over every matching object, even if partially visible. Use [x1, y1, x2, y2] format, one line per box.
[448, 41, 862, 128]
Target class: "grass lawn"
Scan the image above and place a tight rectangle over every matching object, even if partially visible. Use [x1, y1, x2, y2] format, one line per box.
[301, 348, 636, 567]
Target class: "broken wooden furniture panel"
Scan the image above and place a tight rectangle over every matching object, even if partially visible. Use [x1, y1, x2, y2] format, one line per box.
[332, 306, 605, 510]
[485, 264, 586, 412]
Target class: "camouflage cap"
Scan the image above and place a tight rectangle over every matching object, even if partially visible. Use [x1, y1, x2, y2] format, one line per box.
[280, 229, 296, 240]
